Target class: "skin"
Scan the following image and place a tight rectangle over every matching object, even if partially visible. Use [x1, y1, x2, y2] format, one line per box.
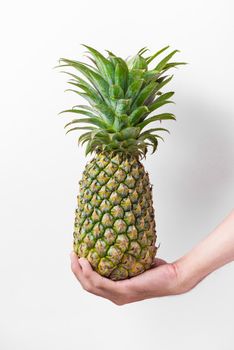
[70, 209, 234, 305]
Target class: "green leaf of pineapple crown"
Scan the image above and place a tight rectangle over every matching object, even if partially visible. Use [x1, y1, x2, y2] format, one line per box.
[56, 44, 186, 157]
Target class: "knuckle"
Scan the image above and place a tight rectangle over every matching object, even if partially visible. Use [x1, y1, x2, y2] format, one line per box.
[83, 282, 92, 293]
[92, 279, 101, 289]
[83, 270, 91, 279]
[112, 298, 125, 306]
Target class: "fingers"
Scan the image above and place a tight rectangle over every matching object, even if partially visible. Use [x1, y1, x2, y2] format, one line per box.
[78, 257, 94, 278]
[70, 251, 82, 281]
[70, 253, 109, 292]
[78, 258, 103, 293]
[70, 253, 98, 291]
[70, 252, 127, 305]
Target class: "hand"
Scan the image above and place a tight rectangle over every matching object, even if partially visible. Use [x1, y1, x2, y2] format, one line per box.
[70, 253, 183, 305]
[70, 210, 234, 305]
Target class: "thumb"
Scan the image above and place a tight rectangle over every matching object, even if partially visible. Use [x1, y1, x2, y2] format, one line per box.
[151, 258, 167, 268]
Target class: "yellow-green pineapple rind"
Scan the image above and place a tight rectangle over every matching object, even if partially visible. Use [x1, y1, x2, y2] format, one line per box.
[73, 151, 157, 280]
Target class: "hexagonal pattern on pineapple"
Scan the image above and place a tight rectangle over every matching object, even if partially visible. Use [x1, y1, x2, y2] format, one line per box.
[73, 152, 157, 280]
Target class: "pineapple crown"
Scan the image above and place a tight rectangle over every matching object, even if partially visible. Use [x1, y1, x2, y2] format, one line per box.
[57, 45, 186, 157]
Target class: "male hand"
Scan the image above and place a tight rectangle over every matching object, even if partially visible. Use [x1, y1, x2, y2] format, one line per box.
[70, 252, 182, 305]
[70, 210, 234, 305]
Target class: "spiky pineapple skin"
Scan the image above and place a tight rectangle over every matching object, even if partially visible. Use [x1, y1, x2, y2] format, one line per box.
[73, 152, 157, 280]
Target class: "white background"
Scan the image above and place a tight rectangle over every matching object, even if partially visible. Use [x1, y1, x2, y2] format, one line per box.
[0, 0, 233, 349]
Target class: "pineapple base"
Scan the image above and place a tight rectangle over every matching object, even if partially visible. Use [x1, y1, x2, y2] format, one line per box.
[73, 152, 157, 280]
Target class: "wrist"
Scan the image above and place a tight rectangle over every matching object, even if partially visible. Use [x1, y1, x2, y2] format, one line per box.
[174, 210, 234, 294]
[172, 259, 199, 294]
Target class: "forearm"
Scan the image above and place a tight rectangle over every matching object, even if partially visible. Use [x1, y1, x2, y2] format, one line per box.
[175, 209, 234, 293]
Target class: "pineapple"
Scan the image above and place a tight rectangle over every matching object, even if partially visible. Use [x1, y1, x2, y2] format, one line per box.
[58, 45, 185, 280]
